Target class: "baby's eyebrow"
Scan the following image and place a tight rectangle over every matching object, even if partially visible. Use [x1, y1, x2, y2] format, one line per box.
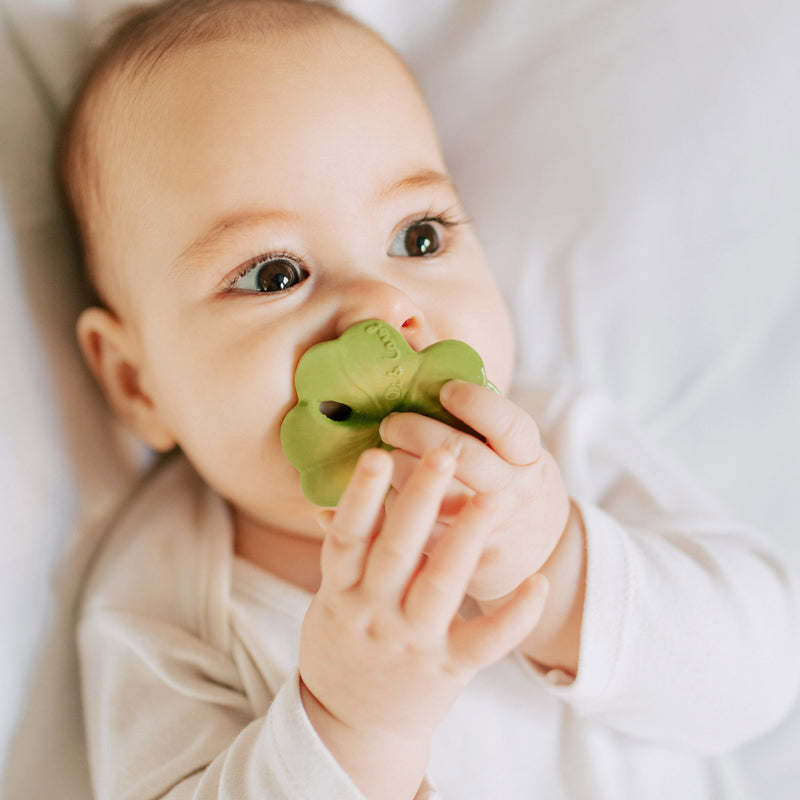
[171, 171, 456, 276]
[172, 210, 300, 275]
[376, 169, 458, 203]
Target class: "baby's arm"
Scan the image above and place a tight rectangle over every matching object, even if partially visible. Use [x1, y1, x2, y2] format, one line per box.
[78, 443, 552, 800]
[79, 452, 546, 800]
[379, 379, 584, 674]
[379, 381, 800, 749]
[299, 448, 548, 799]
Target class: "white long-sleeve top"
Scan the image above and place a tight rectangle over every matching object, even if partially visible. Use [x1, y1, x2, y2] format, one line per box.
[77, 386, 800, 799]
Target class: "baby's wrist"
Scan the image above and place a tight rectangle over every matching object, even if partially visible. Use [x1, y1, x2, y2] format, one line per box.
[521, 502, 587, 673]
[474, 501, 585, 673]
[299, 680, 430, 800]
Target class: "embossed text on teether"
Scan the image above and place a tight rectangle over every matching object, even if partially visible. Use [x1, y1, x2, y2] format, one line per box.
[365, 321, 406, 400]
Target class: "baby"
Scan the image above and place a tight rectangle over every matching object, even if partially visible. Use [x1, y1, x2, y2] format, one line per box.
[60, 1, 799, 799]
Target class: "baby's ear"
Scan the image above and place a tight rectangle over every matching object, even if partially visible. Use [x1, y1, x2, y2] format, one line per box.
[76, 307, 176, 452]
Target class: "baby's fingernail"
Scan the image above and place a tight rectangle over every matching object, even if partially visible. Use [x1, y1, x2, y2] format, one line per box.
[315, 509, 335, 530]
[378, 413, 395, 441]
[359, 448, 389, 475]
[439, 380, 459, 404]
[425, 449, 455, 473]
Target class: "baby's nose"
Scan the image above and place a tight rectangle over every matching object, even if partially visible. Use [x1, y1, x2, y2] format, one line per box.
[334, 279, 422, 344]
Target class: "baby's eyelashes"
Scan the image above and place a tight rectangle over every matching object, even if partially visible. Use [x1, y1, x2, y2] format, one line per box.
[387, 212, 466, 259]
[388, 219, 443, 257]
[227, 254, 308, 294]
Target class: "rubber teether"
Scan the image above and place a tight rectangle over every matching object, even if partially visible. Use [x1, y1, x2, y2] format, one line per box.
[280, 319, 495, 506]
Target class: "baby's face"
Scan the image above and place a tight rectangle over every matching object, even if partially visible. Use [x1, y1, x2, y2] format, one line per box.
[95, 24, 514, 538]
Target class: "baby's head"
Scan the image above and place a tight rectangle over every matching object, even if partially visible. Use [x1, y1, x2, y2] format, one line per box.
[61, 0, 515, 535]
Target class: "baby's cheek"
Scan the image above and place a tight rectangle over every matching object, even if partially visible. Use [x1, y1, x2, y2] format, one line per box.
[462, 304, 515, 393]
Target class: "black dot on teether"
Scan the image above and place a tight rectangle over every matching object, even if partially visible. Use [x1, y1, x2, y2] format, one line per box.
[319, 401, 353, 422]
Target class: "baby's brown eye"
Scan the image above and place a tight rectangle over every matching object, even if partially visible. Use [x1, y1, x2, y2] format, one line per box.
[256, 259, 302, 292]
[232, 257, 307, 293]
[388, 220, 443, 258]
[405, 222, 439, 256]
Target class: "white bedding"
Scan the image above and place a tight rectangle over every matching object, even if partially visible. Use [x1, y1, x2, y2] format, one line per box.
[1, 0, 798, 797]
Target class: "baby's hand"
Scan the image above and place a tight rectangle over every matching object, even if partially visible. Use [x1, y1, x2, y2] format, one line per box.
[299, 448, 547, 799]
[378, 380, 572, 602]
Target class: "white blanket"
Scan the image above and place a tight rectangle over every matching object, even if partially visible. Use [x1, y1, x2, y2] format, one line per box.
[2, 0, 799, 797]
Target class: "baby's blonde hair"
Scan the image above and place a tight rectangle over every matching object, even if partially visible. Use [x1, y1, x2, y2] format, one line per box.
[58, 0, 364, 303]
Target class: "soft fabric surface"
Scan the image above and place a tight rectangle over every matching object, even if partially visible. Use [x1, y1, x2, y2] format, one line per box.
[1, 0, 798, 796]
[74, 452, 797, 799]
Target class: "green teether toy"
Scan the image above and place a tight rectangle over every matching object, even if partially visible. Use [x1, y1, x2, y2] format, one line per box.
[280, 319, 496, 506]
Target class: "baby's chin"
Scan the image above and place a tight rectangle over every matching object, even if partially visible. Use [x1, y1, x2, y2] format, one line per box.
[231, 493, 327, 544]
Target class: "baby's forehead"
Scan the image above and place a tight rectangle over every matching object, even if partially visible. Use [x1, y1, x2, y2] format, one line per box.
[60, 4, 427, 313]
[93, 15, 398, 144]
[86, 24, 341, 185]
[79, 16, 428, 303]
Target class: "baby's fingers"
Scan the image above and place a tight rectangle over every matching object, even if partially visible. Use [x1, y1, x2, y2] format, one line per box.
[386, 449, 471, 519]
[381, 415, 510, 495]
[452, 574, 549, 670]
[404, 493, 497, 629]
[440, 380, 540, 466]
[361, 449, 455, 600]
[319, 449, 392, 592]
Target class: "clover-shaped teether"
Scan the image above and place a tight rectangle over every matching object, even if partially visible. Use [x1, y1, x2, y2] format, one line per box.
[280, 319, 495, 506]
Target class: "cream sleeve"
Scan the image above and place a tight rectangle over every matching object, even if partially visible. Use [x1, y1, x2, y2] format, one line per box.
[77, 457, 437, 800]
[517, 385, 800, 752]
